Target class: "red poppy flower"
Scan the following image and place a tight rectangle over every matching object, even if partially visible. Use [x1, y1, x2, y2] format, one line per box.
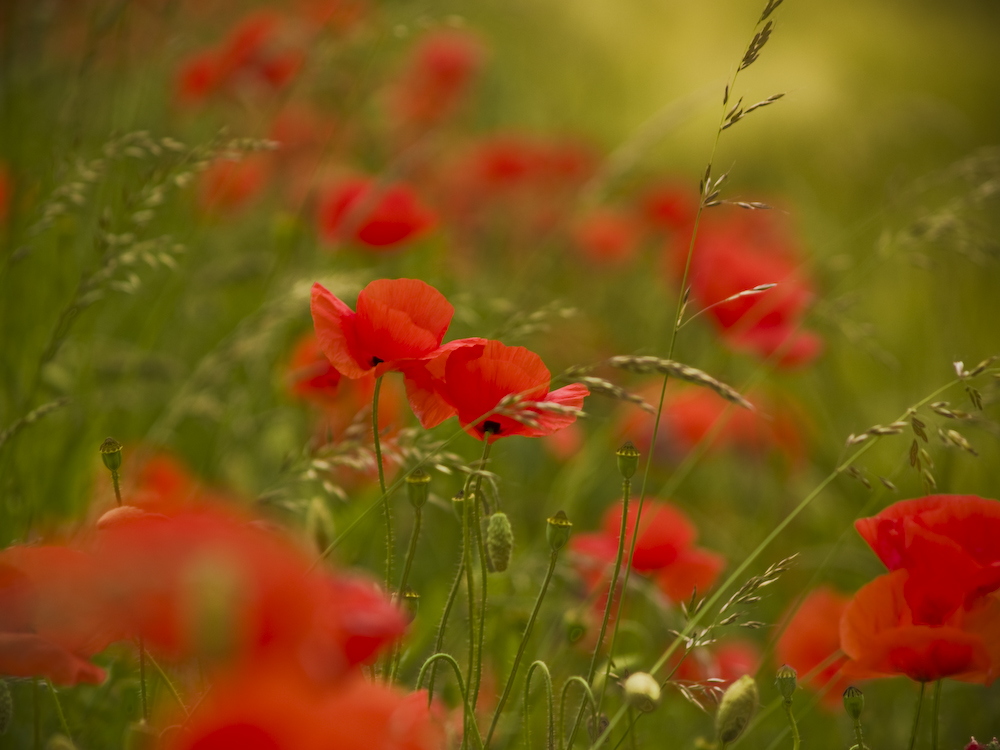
[840, 570, 1000, 685]
[854, 495, 1000, 626]
[775, 586, 852, 707]
[404, 339, 589, 442]
[177, 50, 222, 103]
[287, 333, 343, 402]
[0, 634, 106, 686]
[677, 211, 822, 368]
[198, 157, 270, 214]
[317, 178, 436, 249]
[571, 208, 641, 265]
[641, 183, 696, 235]
[387, 30, 485, 129]
[673, 639, 760, 688]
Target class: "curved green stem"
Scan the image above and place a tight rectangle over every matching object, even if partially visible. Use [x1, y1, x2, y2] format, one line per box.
[909, 682, 926, 750]
[372, 375, 393, 593]
[416, 653, 484, 750]
[428, 556, 466, 702]
[560, 677, 598, 750]
[43, 680, 72, 742]
[487, 549, 560, 746]
[932, 679, 942, 750]
[466, 438, 493, 717]
[781, 702, 800, 750]
[388, 503, 423, 684]
[524, 661, 555, 750]
[138, 635, 148, 721]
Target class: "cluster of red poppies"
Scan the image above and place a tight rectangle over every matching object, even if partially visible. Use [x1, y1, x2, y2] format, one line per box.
[778, 494, 1000, 704]
[0, 453, 449, 749]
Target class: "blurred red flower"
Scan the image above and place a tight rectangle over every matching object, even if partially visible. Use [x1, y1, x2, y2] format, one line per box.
[316, 178, 436, 249]
[672, 638, 760, 689]
[287, 333, 344, 402]
[197, 157, 270, 214]
[571, 207, 641, 265]
[404, 339, 589, 442]
[840, 570, 1000, 685]
[775, 586, 852, 707]
[854, 495, 1000, 626]
[387, 30, 485, 130]
[571, 498, 723, 610]
[641, 183, 697, 236]
[677, 211, 822, 368]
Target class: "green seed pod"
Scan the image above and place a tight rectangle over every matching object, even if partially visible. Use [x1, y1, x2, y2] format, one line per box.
[0, 679, 12, 735]
[100, 437, 123, 473]
[843, 685, 864, 722]
[546, 510, 573, 552]
[775, 664, 797, 704]
[452, 491, 466, 522]
[486, 512, 514, 572]
[564, 611, 587, 644]
[623, 672, 661, 714]
[715, 675, 759, 746]
[406, 468, 430, 509]
[401, 586, 420, 623]
[616, 441, 640, 479]
[124, 720, 158, 750]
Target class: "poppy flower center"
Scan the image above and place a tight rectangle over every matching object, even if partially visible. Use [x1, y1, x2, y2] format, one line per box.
[483, 420, 501, 435]
[371, 356, 384, 366]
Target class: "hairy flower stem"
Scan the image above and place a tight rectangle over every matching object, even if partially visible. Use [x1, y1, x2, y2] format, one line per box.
[138, 635, 149, 721]
[781, 702, 800, 750]
[469, 438, 494, 715]
[44, 680, 73, 742]
[387, 504, 423, 684]
[372, 375, 393, 594]
[486, 549, 560, 747]
[33, 679, 41, 750]
[416, 653, 484, 750]
[567, 480, 631, 747]
[427, 556, 466, 703]
[909, 682, 926, 750]
[931, 680, 942, 750]
[524, 661, 555, 750]
[111, 470, 122, 506]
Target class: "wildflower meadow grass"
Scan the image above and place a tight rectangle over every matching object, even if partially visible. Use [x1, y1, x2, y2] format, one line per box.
[1, 1, 999, 749]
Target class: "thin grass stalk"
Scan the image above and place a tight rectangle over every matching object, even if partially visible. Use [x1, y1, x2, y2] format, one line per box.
[33, 679, 41, 750]
[909, 682, 926, 750]
[486, 549, 560, 747]
[372, 374, 393, 593]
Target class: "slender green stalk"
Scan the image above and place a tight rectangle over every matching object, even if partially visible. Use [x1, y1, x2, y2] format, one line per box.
[372, 375, 393, 593]
[33, 679, 41, 750]
[781, 702, 800, 750]
[469, 440, 492, 713]
[524, 661, 555, 750]
[559, 677, 598, 750]
[427, 556, 466, 702]
[931, 680, 941, 750]
[138, 635, 148, 721]
[111, 469, 122, 506]
[909, 682, 926, 750]
[566, 481, 630, 747]
[416, 653, 484, 750]
[387, 503, 423, 684]
[486, 549, 560, 746]
[148, 652, 189, 716]
[44, 680, 72, 743]
[462, 473, 478, 750]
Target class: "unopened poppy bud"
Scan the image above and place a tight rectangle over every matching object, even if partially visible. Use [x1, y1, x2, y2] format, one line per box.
[0, 679, 12, 735]
[775, 664, 797, 704]
[564, 611, 587, 644]
[616, 441, 640, 479]
[486, 512, 513, 572]
[546, 510, 573, 551]
[100, 437, 123, 473]
[623, 672, 661, 713]
[124, 720, 157, 750]
[401, 586, 420, 623]
[716, 675, 759, 746]
[843, 685, 864, 722]
[406, 468, 430, 508]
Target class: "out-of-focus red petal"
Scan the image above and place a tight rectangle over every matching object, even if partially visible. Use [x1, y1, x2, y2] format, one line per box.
[0, 633, 106, 685]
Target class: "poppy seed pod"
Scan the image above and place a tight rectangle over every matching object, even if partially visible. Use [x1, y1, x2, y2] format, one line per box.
[100, 437, 123, 473]
[775, 664, 797, 704]
[123, 720, 157, 750]
[486, 512, 514, 572]
[401, 586, 420, 623]
[843, 686, 864, 722]
[0, 679, 11, 735]
[716, 674, 759, 746]
[616, 441, 640, 479]
[623, 672, 661, 713]
[546, 510, 573, 552]
[406, 468, 430, 508]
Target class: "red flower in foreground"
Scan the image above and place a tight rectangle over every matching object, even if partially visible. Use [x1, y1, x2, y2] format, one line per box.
[405, 339, 589, 442]
[316, 178, 436, 249]
[571, 499, 723, 609]
[854, 495, 1000, 626]
[678, 211, 822, 368]
[775, 586, 852, 707]
[840, 570, 1000, 684]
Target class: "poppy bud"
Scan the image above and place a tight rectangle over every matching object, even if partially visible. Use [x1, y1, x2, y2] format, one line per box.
[0, 679, 11, 735]
[486, 512, 513, 572]
[775, 664, 797, 704]
[716, 674, 759, 746]
[843, 686, 864, 722]
[616, 441, 640, 479]
[124, 720, 157, 750]
[100, 437, 123, 473]
[401, 585, 420, 623]
[564, 611, 587, 644]
[546, 510, 573, 552]
[406, 468, 430, 508]
[623, 672, 661, 713]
